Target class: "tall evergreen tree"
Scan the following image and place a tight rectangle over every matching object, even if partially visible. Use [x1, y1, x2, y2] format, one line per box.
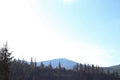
[91, 64, 95, 73]
[30, 57, 35, 68]
[39, 62, 44, 70]
[34, 58, 37, 68]
[0, 43, 13, 80]
[48, 62, 53, 70]
[73, 63, 79, 72]
[58, 61, 62, 70]
[79, 63, 83, 71]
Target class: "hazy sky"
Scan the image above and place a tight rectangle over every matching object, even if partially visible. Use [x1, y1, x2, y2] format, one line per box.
[0, 0, 120, 67]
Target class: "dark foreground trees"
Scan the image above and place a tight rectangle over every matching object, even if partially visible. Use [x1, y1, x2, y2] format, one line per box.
[11, 59, 120, 80]
[0, 43, 13, 80]
[0, 43, 120, 80]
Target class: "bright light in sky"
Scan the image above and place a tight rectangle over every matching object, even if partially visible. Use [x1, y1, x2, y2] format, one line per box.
[63, 0, 72, 3]
[0, 0, 120, 67]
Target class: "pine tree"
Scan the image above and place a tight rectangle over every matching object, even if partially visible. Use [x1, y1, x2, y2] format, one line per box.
[91, 64, 95, 73]
[30, 57, 34, 68]
[48, 62, 53, 70]
[58, 61, 62, 70]
[73, 63, 79, 72]
[34, 58, 37, 68]
[0, 43, 13, 80]
[39, 62, 44, 70]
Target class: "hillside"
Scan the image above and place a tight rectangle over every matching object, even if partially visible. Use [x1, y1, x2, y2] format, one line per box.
[10, 58, 120, 80]
[37, 58, 77, 69]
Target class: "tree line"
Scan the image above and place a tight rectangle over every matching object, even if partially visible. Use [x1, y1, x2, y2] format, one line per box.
[0, 43, 120, 80]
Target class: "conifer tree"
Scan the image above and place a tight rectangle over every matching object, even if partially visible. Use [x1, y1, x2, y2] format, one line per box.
[48, 62, 53, 70]
[58, 61, 62, 70]
[40, 62, 44, 70]
[30, 57, 34, 68]
[34, 58, 37, 68]
[73, 63, 79, 72]
[0, 43, 13, 80]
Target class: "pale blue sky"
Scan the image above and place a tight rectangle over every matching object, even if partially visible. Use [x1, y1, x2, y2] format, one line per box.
[36, 0, 120, 65]
[0, 0, 120, 67]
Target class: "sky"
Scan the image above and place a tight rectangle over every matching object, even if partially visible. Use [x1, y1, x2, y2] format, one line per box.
[0, 0, 120, 67]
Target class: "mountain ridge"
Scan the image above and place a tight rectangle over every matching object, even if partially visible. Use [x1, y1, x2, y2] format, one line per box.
[36, 58, 120, 71]
[37, 58, 78, 69]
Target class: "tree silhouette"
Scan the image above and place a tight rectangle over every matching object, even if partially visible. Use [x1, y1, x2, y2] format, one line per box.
[39, 62, 45, 70]
[58, 61, 62, 70]
[0, 43, 13, 80]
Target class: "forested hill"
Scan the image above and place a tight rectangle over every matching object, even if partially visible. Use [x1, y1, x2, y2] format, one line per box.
[109, 65, 120, 71]
[10, 59, 120, 80]
[37, 58, 77, 69]
[104, 64, 120, 75]
[0, 43, 120, 80]
[39, 58, 120, 72]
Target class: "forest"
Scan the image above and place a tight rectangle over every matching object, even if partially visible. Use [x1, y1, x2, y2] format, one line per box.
[0, 43, 120, 80]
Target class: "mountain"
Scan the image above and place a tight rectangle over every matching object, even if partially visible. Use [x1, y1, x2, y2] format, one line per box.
[37, 58, 78, 69]
[103, 64, 120, 75]
[107, 65, 120, 74]
[109, 65, 120, 70]
[36, 58, 120, 73]
[11, 59, 120, 80]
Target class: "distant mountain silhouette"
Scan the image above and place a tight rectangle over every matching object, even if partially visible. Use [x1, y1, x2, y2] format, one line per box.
[107, 65, 120, 74]
[109, 64, 120, 70]
[36, 58, 120, 74]
[37, 58, 78, 69]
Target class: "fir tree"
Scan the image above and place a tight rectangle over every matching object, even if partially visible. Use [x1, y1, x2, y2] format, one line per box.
[0, 43, 13, 80]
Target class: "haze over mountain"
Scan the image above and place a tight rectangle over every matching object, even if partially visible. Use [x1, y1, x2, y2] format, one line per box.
[106, 65, 120, 74]
[109, 65, 120, 70]
[37, 58, 77, 69]
[37, 58, 120, 71]
[11, 58, 120, 80]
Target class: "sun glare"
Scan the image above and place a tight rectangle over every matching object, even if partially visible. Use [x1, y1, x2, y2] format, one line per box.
[63, 0, 72, 3]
